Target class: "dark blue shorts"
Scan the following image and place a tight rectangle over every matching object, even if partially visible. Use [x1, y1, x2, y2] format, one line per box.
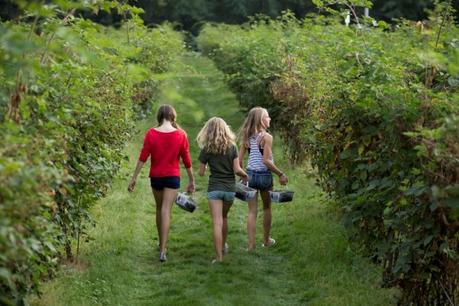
[150, 176, 180, 190]
[247, 169, 273, 191]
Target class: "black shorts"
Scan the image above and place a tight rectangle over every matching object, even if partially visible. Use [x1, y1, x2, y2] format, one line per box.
[150, 176, 180, 190]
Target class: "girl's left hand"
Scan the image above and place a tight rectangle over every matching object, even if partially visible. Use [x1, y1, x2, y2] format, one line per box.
[279, 174, 288, 185]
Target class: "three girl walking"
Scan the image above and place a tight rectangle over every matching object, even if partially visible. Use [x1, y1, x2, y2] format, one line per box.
[128, 104, 288, 263]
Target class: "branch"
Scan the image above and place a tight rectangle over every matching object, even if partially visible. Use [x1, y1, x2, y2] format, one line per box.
[344, 2, 368, 49]
[40, 8, 76, 65]
[434, 0, 452, 50]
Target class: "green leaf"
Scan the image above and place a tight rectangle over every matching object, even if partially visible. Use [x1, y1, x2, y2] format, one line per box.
[444, 197, 459, 209]
[423, 235, 434, 246]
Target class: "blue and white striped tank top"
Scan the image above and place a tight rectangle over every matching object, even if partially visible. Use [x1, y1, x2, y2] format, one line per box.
[247, 133, 272, 171]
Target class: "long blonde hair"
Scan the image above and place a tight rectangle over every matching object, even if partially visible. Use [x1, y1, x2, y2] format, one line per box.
[239, 107, 268, 148]
[197, 117, 236, 154]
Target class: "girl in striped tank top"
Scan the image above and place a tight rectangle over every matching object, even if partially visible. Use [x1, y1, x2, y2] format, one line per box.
[238, 107, 288, 251]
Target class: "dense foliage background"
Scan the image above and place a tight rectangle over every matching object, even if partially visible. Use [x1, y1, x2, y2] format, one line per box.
[197, 0, 459, 304]
[0, 1, 185, 304]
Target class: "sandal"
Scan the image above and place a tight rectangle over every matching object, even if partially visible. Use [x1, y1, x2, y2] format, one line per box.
[261, 238, 276, 248]
[159, 251, 167, 262]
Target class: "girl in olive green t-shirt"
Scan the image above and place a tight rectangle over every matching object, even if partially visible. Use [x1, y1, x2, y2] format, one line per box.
[197, 117, 248, 263]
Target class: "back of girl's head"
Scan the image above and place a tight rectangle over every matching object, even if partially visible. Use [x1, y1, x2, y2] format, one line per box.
[196, 117, 235, 155]
[239, 107, 268, 146]
[156, 104, 178, 128]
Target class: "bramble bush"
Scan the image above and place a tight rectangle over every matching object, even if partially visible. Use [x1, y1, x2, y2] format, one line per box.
[0, 1, 184, 304]
[197, 0, 458, 304]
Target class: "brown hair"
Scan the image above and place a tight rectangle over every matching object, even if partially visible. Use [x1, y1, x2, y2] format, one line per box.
[239, 107, 268, 148]
[156, 104, 178, 128]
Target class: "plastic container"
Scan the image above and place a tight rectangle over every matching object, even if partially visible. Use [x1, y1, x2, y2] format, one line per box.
[175, 192, 197, 212]
[269, 190, 294, 203]
[235, 182, 257, 202]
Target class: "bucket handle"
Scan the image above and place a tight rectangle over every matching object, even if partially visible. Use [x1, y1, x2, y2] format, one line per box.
[179, 191, 195, 201]
[238, 180, 249, 187]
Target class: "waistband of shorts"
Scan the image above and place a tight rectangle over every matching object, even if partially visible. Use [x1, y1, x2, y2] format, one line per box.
[247, 169, 271, 174]
[150, 176, 180, 180]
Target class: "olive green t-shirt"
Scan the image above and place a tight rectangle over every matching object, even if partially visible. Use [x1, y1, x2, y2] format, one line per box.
[198, 145, 238, 192]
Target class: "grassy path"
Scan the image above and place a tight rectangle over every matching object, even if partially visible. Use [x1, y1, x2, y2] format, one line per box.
[31, 54, 398, 306]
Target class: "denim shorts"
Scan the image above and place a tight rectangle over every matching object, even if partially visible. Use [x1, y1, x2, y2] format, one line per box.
[208, 190, 236, 203]
[150, 176, 180, 190]
[247, 169, 273, 191]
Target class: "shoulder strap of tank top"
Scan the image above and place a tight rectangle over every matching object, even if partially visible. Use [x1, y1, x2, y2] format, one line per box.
[247, 132, 264, 155]
[257, 132, 266, 147]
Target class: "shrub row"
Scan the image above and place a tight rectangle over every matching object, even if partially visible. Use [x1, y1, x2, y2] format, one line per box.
[197, 4, 458, 305]
[0, 1, 184, 304]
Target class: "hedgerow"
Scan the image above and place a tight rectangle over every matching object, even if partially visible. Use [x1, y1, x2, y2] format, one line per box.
[0, 1, 184, 304]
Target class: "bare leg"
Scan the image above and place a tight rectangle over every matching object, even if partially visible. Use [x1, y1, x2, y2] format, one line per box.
[159, 188, 178, 253]
[260, 190, 272, 245]
[222, 202, 232, 252]
[247, 192, 258, 251]
[152, 189, 164, 247]
[209, 199, 224, 261]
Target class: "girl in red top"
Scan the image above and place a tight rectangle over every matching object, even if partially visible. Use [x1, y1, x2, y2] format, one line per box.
[128, 104, 195, 262]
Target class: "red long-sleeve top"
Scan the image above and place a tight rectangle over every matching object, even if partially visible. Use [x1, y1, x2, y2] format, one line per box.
[139, 128, 192, 178]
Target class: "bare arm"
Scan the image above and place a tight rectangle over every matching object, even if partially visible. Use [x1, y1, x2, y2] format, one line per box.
[185, 167, 195, 193]
[233, 157, 248, 181]
[198, 162, 206, 177]
[128, 160, 145, 192]
[262, 134, 288, 185]
[238, 144, 246, 168]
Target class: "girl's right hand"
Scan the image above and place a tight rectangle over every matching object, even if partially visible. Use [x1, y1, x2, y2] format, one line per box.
[186, 182, 195, 193]
[128, 178, 136, 193]
[240, 172, 249, 184]
[279, 174, 288, 185]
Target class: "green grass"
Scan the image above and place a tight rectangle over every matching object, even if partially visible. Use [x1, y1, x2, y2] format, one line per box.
[29, 53, 399, 306]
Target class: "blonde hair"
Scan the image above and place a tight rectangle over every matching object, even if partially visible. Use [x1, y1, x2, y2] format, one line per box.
[239, 107, 268, 148]
[196, 117, 236, 154]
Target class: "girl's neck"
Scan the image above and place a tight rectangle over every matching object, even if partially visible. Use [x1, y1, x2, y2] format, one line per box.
[257, 128, 266, 134]
[156, 120, 176, 132]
